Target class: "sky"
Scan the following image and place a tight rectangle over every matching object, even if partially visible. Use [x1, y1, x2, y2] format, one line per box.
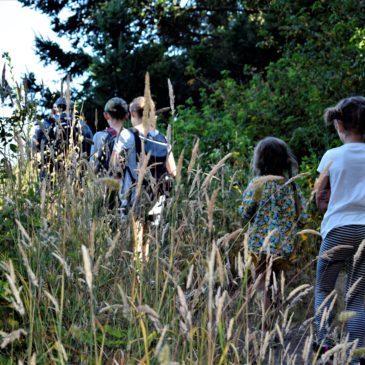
[0, 0, 69, 89]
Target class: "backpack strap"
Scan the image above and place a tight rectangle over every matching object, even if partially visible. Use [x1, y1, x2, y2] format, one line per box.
[129, 127, 142, 162]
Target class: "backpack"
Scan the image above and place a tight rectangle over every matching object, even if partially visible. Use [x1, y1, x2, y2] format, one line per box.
[48, 113, 83, 158]
[95, 128, 118, 175]
[129, 127, 171, 197]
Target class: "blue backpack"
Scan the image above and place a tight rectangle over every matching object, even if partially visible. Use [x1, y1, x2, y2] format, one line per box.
[129, 128, 170, 194]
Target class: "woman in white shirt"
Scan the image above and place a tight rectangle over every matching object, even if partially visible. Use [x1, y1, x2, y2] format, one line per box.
[314, 96, 365, 364]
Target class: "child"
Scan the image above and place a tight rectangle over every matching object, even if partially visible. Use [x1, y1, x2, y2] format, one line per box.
[239, 137, 307, 310]
[314, 96, 365, 363]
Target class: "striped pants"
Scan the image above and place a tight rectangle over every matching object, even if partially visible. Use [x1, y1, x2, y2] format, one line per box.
[314, 225, 365, 348]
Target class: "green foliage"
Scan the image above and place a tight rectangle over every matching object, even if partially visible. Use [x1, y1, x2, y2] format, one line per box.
[173, 0, 365, 164]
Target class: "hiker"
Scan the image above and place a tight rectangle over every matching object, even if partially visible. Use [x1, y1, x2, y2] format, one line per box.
[32, 96, 93, 180]
[238, 137, 307, 318]
[90, 97, 129, 210]
[111, 96, 176, 261]
[313, 96, 365, 364]
[90, 97, 129, 176]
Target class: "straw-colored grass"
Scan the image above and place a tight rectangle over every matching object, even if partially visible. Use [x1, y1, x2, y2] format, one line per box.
[0, 76, 361, 365]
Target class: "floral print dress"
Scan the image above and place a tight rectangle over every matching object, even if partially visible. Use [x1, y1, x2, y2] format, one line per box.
[239, 177, 307, 256]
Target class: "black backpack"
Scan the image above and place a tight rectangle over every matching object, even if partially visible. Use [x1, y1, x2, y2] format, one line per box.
[129, 127, 170, 196]
[95, 128, 118, 176]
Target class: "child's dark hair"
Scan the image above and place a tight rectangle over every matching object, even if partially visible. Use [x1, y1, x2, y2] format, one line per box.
[252, 137, 298, 178]
[324, 96, 365, 134]
[104, 97, 128, 120]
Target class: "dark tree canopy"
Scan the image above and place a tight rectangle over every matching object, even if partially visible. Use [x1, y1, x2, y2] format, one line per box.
[18, 0, 278, 127]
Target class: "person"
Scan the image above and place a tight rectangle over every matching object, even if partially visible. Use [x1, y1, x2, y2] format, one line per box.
[90, 97, 129, 176]
[238, 137, 307, 316]
[129, 96, 176, 182]
[313, 96, 365, 364]
[31, 96, 93, 179]
[90, 97, 129, 210]
[112, 96, 176, 261]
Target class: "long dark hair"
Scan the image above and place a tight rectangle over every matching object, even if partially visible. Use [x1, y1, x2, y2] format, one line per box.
[252, 136, 298, 178]
[324, 96, 365, 134]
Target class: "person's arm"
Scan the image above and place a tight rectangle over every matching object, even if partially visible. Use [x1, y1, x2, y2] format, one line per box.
[166, 147, 177, 177]
[315, 175, 331, 212]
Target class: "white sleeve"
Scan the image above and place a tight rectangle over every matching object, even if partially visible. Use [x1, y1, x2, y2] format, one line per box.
[317, 150, 332, 174]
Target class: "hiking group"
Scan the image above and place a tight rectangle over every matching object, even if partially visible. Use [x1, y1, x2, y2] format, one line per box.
[31, 93, 365, 364]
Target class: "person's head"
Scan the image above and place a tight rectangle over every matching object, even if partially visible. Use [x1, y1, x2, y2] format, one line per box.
[324, 96, 365, 140]
[55, 97, 74, 113]
[104, 97, 129, 122]
[252, 137, 298, 177]
[129, 96, 155, 127]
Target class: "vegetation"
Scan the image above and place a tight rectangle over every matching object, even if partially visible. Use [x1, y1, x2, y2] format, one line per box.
[1, 0, 365, 363]
[0, 66, 363, 364]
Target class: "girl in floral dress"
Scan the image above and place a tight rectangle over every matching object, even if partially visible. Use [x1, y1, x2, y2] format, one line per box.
[239, 137, 307, 311]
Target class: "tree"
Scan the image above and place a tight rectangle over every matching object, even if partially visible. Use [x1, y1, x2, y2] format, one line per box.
[18, 0, 277, 128]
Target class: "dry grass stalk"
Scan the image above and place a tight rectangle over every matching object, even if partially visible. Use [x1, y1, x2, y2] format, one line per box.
[354, 239, 365, 266]
[188, 167, 201, 198]
[208, 188, 219, 236]
[168, 78, 175, 116]
[286, 284, 312, 303]
[201, 153, 232, 191]
[56, 340, 68, 362]
[66, 74, 71, 117]
[81, 245, 93, 292]
[220, 229, 244, 247]
[15, 219, 31, 246]
[302, 333, 313, 364]
[97, 177, 121, 191]
[187, 138, 199, 181]
[154, 325, 168, 358]
[321, 245, 353, 260]
[296, 228, 322, 237]
[177, 285, 192, 337]
[227, 318, 234, 341]
[132, 152, 150, 210]
[94, 108, 98, 130]
[137, 305, 163, 332]
[283, 172, 311, 186]
[237, 251, 244, 279]
[18, 244, 38, 287]
[2, 260, 25, 316]
[207, 243, 217, 364]
[250, 174, 283, 189]
[166, 123, 172, 145]
[215, 290, 227, 326]
[52, 252, 71, 277]
[44, 290, 60, 314]
[319, 292, 337, 330]
[186, 264, 194, 290]
[338, 310, 356, 322]
[288, 286, 313, 309]
[142, 72, 155, 133]
[0, 329, 27, 349]
[175, 148, 184, 186]
[316, 289, 336, 314]
[117, 285, 132, 321]
[259, 329, 270, 360]
[260, 229, 278, 254]
[346, 277, 362, 302]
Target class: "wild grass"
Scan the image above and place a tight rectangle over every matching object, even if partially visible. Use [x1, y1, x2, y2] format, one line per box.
[0, 77, 362, 365]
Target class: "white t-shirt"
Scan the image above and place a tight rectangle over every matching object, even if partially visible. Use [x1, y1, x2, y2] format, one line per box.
[317, 143, 365, 238]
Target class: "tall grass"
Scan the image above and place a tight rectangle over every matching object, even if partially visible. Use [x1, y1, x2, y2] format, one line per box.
[0, 74, 362, 364]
